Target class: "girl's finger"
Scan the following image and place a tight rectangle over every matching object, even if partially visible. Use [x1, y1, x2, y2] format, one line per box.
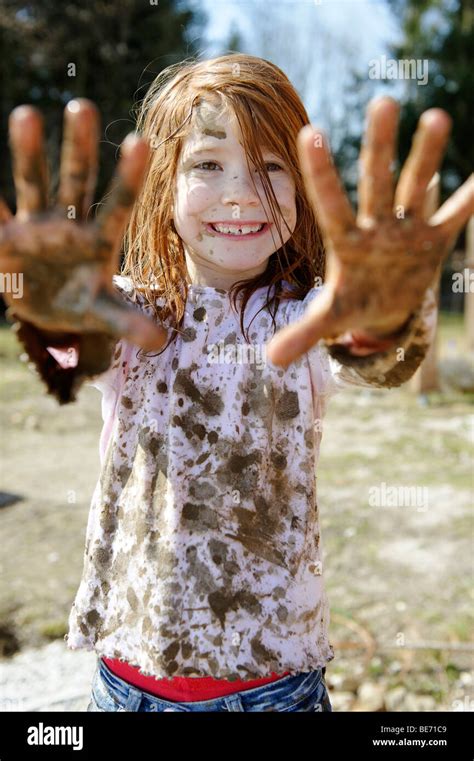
[357, 97, 399, 224]
[297, 124, 356, 242]
[0, 203, 15, 263]
[90, 288, 169, 352]
[394, 109, 451, 215]
[8, 105, 49, 220]
[56, 99, 100, 221]
[94, 133, 150, 262]
[429, 174, 474, 240]
[266, 289, 338, 367]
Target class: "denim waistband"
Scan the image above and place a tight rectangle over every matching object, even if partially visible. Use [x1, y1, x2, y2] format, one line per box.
[98, 657, 326, 712]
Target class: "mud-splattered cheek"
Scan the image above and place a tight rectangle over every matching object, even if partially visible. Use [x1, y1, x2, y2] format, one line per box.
[182, 178, 214, 210]
[173, 173, 215, 240]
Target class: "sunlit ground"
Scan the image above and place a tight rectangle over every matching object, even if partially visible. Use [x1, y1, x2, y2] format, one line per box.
[0, 312, 472, 711]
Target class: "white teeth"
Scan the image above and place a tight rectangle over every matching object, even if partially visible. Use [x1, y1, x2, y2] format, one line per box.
[211, 223, 264, 235]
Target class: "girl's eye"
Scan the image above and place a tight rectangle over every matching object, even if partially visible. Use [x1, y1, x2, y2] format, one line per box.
[264, 162, 283, 172]
[192, 160, 284, 173]
[194, 161, 220, 171]
[193, 160, 283, 171]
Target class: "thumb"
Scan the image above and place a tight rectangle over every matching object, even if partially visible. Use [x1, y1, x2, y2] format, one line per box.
[90, 289, 169, 352]
[266, 297, 337, 367]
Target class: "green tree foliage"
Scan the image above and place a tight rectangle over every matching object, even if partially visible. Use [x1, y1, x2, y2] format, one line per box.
[0, 0, 206, 208]
[336, 0, 472, 204]
[387, 0, 473, 195]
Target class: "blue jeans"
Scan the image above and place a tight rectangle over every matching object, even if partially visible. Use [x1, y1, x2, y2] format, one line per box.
[87, 657, 332, 712]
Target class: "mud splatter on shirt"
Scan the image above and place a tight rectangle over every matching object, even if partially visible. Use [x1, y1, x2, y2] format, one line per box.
[64, 276, 436, 680]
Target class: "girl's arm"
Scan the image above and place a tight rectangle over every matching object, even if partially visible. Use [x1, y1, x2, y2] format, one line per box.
[7, 314, 117, 404]
[288, 282, 436, 398]
[6, 273, 151, 403]
[321, 284, 437, 391]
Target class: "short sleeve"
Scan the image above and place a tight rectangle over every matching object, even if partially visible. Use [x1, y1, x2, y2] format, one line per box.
[281, 286, 341, 425]
[85, 275, 152, 396]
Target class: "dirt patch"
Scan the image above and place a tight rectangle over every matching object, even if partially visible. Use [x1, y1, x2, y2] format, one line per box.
[1, 325, 473, 710]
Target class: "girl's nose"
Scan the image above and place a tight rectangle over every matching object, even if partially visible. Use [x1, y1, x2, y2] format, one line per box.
[220, 172, 260, 207]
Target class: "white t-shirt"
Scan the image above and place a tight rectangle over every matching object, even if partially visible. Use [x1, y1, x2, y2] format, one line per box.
[64, 275, 436, 680]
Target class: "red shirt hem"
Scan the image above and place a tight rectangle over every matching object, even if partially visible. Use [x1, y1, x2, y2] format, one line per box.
[102, 657, 290, 702]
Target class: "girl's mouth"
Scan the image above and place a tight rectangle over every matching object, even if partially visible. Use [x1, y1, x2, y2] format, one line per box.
[205, 222, 270, 239]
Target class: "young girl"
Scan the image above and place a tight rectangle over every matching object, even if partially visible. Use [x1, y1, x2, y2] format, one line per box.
[1, 54, 472, 713]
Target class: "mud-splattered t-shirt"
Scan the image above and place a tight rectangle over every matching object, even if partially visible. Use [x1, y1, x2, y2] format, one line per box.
[64, 275, 436, 680]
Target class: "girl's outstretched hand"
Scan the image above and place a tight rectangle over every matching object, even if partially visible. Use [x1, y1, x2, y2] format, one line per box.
[266, 96, 474, 367]
[0, 99, 168, 352]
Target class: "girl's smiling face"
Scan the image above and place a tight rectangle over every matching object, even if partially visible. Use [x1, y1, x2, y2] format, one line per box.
[173, 103, 297, 289]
